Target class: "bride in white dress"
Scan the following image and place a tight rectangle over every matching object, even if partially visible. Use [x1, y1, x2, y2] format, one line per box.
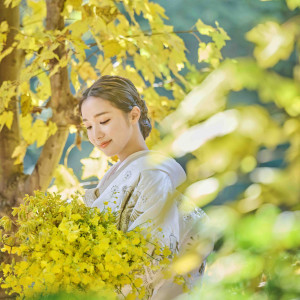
[79, 75, 211, 299]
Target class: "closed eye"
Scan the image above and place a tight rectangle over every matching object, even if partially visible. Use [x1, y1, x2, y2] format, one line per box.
[86, 119, 110, 130]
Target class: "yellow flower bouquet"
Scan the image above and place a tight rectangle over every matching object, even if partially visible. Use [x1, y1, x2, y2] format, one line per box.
[0, 191, 173, 300]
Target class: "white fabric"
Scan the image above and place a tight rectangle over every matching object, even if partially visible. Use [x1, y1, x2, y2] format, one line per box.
[83, 150, 210, 299]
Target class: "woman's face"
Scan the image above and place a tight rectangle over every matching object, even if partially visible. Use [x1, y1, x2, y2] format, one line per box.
[81, 96, 134, 158]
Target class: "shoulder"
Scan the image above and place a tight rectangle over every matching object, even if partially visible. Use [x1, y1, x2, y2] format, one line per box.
[131, 170, 177, 213]
[129, 170, 177, 223]
[137, 169, 174, 191]
[130, 151, 186, 189]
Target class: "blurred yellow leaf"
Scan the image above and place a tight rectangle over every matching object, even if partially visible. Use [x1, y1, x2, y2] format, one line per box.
[286, 0, 300, 10]
[20, 94, 33, 116]
[78, 61, 98, 81]
[172, 252, 202, 275]
[0, 111, 13, 131]
[12, 141, 27, 165]
[102, 40, 122, 58]
[80, 148, 109, 180]
[246, 21, 295, 68]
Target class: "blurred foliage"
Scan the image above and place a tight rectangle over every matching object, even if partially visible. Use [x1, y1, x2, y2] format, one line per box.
[190, 205, 300, 300]
[150, 0, 300, 299]
[32, 290, 117, 300]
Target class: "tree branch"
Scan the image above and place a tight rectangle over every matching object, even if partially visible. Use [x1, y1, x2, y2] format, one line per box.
[87, 29, 199, 48]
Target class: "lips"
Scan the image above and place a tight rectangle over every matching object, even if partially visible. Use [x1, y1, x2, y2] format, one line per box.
[99, 140, 112, 148]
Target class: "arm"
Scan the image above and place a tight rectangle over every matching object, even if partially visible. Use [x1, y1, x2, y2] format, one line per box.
[124, 170, 213, 299]
[119, 170, 181, 297]
[127, 170, 179, 244]
[82, 187, 100, 207]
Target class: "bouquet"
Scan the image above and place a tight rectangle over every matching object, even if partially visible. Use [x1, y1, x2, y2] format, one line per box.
[0, 191, 174, 300]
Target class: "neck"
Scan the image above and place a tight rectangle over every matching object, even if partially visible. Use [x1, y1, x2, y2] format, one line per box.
[118, 145, 149, 163]
[117, 124, 149, 162]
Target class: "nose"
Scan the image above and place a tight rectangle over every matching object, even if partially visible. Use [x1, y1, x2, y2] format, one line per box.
[92, 124, 104, 140]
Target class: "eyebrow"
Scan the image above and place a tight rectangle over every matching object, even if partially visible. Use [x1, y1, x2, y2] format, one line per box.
[82, 112, 110, 122]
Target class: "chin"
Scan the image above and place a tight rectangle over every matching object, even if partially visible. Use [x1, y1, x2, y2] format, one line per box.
[100, 148, 117, 157]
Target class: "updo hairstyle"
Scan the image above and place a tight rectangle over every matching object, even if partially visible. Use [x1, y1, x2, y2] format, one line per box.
[79, 75, 152, 140]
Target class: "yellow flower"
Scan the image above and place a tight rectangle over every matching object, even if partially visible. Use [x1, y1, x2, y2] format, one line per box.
[126, 293, 136, 300]
[132, 237, 140, 245]
[134, 278, 143, 288]
[0, 191, 174, 300]
[71, 213, 82, 221]
[162, 247, 172, 256]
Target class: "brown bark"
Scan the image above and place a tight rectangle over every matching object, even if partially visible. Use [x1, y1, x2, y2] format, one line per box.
[25, 0, 81, 194]
[0, 0, 81, 201]
[0, 4, 24, 300]
[0, 0, 26, 213]
[0, 1, 80, 297]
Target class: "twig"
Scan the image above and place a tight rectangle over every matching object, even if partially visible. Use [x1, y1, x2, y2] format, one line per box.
[115, 286, 126, 299]
[126, 274, 138, 291]
[144, 251, 161, 262]
[76, 48, 100, 74]
[64, 143, 75, 168]
[87, 29, 200, 47]
[191, 31, 201, 43]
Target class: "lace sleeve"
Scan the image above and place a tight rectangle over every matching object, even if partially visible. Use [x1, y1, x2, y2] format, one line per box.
[82, 187, 100, 207]
[119, 170, 180, 298]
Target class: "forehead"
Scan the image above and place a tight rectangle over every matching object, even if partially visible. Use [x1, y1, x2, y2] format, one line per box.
[81, 96, 115, 111]
[81, 96, 118, 118]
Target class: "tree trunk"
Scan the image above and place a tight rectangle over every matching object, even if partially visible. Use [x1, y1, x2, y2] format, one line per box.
[0, 1, 79, 298]
[0, 0, 25, 215]
[25, 0, 80, 194]
[0, 3, 24, 299]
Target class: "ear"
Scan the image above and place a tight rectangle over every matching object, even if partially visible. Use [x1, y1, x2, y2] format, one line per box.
[129, 106, 141, 124]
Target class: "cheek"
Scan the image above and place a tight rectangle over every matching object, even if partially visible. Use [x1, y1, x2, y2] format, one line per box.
[108, 122, 121, 136]
[87, 131, 94, 142]
[106, 119, 130, 142]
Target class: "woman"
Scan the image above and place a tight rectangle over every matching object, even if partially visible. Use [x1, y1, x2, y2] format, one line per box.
[79, 75, 210, 299]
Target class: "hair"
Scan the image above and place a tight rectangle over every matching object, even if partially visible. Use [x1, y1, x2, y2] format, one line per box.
[79, 75, 152, 140]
